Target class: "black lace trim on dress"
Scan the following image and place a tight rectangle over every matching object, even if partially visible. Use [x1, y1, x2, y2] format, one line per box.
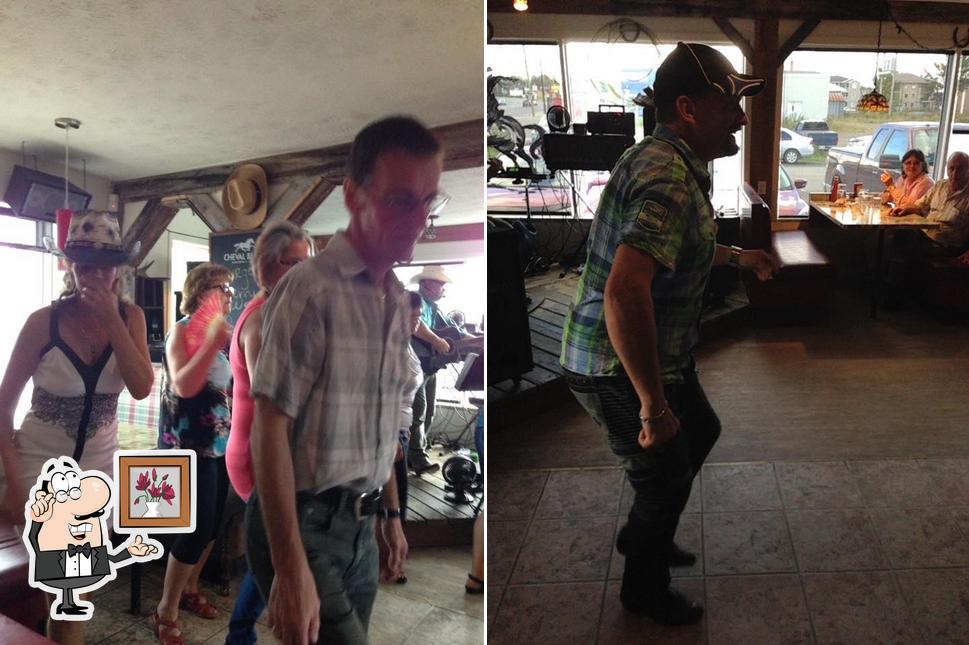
[31, 387, 119, 439]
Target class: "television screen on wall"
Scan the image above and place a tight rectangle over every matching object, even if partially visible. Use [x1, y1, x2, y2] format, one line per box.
[3, 164, 91, 222]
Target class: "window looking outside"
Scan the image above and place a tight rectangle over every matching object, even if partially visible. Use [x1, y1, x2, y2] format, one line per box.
[564, 42, 745, 219]
[487, 43, 570, 216]
[781, 50, 950, 218]
[0, 235, 66, 426]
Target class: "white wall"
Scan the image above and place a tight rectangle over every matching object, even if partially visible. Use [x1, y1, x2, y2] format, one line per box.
[130, 206, 210, 279]
[0, 147, 113, 213]
[782, 72, 830, 121]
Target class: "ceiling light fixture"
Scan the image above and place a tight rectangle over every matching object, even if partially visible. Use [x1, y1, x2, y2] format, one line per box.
[858, 21, 890, 113]
[513, 0, 528, 11]
[53, 117, 81, 251]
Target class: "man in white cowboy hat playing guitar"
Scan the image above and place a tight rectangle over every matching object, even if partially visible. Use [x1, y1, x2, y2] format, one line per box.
[407, 265, 477, 474]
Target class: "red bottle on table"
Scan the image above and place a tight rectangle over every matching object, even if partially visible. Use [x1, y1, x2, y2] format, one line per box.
[830, 175, 840, 201]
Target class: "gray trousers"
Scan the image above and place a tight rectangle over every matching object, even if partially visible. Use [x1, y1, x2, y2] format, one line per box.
[246, 492, 379, 645]
[408, 372, 437, 455]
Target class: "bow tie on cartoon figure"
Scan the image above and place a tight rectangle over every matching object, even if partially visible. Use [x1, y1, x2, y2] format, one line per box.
[23, 457, 162, 620]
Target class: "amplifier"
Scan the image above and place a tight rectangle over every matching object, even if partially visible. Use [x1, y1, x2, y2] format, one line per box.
[587, 105, 635, 137]
[542, 133, 635, 171]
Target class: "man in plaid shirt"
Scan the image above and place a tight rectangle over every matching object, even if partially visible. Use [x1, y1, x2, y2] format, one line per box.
[561, 43, 777, 625]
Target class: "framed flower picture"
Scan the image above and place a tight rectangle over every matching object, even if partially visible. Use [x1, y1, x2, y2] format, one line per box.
[113, 450, 196, 533]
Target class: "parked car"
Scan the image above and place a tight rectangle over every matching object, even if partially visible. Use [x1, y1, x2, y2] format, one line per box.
[780, 128, 815, 164]
[778, 165, 809, 218]
[795, 120, 839, 149]
[824, 122, 969, 193]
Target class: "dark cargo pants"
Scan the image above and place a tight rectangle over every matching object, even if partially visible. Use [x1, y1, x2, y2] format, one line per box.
[565, 364, 720, 597]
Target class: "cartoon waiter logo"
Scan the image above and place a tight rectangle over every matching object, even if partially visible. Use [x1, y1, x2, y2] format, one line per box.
[23, 457, 163, 620]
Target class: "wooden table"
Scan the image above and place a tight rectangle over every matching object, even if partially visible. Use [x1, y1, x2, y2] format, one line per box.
[809, 199, 941, 318]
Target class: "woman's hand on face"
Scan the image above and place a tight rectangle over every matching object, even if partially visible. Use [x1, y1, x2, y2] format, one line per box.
[79, 283, 122, 322]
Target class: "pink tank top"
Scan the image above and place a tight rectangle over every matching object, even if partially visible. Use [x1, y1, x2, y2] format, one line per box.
[226, 294, 266, 501]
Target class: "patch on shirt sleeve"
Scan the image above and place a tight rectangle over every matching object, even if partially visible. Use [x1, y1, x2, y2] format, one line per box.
[635, 200, 668, 233]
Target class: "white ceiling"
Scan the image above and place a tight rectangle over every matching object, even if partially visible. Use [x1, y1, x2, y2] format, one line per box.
[0, 1, 485, 234]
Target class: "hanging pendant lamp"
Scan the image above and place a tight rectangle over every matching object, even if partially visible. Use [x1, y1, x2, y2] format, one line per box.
[858, 21, 890, 113]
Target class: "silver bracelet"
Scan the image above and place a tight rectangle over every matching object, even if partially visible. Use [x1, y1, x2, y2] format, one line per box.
[639, 407, 669, 425]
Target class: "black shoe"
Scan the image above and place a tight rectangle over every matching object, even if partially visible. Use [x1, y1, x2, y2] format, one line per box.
[670, 542, 697, 567]
[620, 587, 703, 625]
[56, 604, 89, 616]
[409, 452, 440, 475]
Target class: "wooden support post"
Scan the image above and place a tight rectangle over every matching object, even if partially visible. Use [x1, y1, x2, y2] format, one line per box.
[121, 198, 179, 267]
[747, 17, 781, 220]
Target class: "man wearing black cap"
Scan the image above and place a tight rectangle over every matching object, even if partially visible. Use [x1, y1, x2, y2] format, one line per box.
[560, 43, 777, 625]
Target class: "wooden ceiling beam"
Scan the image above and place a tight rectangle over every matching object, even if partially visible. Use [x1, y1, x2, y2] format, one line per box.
[488, 0, 969, 22]
[184, 193, 231, 232]
[779, 19, 821, 62]
[279, 177, 338, 227]
[264, 175, 323, 223]
[122, 198, 179, 268]
[713, 17, 753, 61]
[113, 119, 484, 203]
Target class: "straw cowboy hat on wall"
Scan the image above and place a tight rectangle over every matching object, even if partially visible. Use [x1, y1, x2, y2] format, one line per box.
[222, 164, 268, 230]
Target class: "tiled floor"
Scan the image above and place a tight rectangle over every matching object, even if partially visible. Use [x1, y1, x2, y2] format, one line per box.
[488, 459, 969, 644]
[83, 545, 482, 644]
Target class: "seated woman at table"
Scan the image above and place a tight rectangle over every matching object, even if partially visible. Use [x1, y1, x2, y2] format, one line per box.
[880, 149, 933, 209]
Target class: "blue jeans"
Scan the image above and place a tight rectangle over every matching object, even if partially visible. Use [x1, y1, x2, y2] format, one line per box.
[226, 570, 265, 645]
[565, 365, 720, 597]
[246, 490, 379, 645]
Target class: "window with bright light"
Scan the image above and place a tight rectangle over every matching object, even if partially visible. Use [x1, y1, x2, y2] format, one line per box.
[0, 241, 67, 426]
[781, 50, 950, 218]
[487, 42, 572, 216]
[394, 258, 485, 408]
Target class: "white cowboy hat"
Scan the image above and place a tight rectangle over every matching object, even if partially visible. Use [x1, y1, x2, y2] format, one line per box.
[410, 265, 452, 284]
[62, 210, 140, 266]
[222, 164, 268, 230]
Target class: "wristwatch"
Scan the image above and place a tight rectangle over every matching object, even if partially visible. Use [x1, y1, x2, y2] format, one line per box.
[382, 508, 402, 519]
[727, 245, 743, 268]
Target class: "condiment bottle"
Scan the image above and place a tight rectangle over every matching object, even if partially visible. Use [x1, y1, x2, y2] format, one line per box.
[830, 175, 840, 202]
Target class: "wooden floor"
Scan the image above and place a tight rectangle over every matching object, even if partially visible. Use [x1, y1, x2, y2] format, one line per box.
[404, 451, 482, 547]
[488, 267, 750, 427]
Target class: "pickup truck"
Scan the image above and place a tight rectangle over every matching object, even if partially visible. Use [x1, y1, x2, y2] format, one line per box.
[795, 120, 839, 149]
[824, 121, 969, 193]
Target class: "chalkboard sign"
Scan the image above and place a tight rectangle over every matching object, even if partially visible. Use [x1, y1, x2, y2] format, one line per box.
[209, 230, 261, 325]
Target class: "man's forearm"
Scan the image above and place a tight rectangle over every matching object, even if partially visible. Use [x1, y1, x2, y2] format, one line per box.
[604, 279, 666, 414]
[251, 397, 306, 569]
[383, 464, 401, 511]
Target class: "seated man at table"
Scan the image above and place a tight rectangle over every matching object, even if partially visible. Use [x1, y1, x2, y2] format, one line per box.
[890, 151, 969, 256]
[883, 152, 969, 300]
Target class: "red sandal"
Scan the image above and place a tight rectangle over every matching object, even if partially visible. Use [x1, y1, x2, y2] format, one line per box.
[179, 591, 219, 619]
[151, 611, 185, 645]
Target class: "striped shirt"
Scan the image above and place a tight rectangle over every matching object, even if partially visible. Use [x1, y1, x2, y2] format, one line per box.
[252, 231, 413, 494]
[560, 124, 717, 382]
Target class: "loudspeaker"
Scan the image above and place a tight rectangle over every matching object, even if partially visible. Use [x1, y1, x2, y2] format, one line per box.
[487, 224, 533, 384]
[542, 133, 635, 171]
[587, 106, 635, 137]
[3, 165, 91, 222]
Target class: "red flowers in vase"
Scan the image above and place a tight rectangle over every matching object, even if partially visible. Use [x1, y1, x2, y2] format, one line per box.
[134, 468, 177, 506]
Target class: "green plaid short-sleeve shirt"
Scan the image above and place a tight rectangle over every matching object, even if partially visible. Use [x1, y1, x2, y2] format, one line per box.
[560, 124, 718, 382]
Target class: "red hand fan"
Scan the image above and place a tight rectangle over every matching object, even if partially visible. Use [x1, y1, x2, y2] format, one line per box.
[184, 291, 227, 357]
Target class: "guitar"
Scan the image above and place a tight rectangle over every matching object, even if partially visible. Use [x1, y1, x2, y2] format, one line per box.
[412, 325, 484, 373]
